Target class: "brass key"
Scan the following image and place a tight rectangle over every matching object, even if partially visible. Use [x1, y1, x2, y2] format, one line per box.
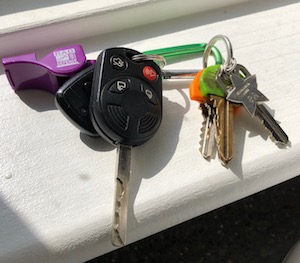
[211, 95, 234, 165]
[190, 65, 234, 165]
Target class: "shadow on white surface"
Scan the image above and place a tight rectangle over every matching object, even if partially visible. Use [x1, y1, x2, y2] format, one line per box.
[78, 90, 189, 223]
[228, 105, 290, 177]
[15, 90, 57, 111]
[80, 133, 115, 152]
[227, 107, 267, 177]
[133, 92, 190, 178]
[128, 90, 189, 231]
[0, 61, 55, 111]
[0, 198, 50, 262]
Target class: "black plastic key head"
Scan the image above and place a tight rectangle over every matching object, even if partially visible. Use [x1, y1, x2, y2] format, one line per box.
[55, 64, 98, 136]
[90, 47, 163, 146]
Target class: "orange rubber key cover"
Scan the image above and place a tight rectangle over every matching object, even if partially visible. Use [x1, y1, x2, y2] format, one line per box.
[189, 69, 207, 103]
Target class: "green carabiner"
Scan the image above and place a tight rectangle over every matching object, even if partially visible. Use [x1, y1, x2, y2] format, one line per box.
[143, 43, 223, 65]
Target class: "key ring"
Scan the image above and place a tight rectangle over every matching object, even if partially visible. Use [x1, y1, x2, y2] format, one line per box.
[131, 54, 167, 68]
[203, 35, 237, 75]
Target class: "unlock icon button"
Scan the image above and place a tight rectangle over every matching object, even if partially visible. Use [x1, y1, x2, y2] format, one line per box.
[109, 79, 130, 94]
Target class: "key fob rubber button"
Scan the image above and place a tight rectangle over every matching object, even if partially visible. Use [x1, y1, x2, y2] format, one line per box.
[138, 113, 158, 134]
[109, 79, 130, 93]
[107, 104, 129, 130]
[122, 90, 148, 117]
[140, 84, 157, 105]
[110, 55, 127, 71]
[143, 66, 158, 81]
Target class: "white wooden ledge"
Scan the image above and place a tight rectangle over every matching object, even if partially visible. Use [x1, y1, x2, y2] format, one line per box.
[1, 0, 300, 262]
[0, 0, 244, 57]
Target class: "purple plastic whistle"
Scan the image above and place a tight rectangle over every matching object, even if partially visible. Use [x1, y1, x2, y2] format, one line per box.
[2, 45, 94, 94]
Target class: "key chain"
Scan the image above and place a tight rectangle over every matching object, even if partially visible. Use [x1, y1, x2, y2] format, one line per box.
[143, 43, 223, 65]
[2, 43, 223, 94]
[55, 43, 223, 137]
[2, 43, 223, 247]
[189, 35, 289, 166]
[55, 44, 223, 247]
[2, 42, 223, 137]
[142, 43, 223, 78]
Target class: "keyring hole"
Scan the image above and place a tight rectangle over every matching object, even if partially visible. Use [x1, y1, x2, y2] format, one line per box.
[126, 51, 141, 62]
[132, 54, 166, 68]
[203, 35, 233, 70]
[207, 44, 228, 67]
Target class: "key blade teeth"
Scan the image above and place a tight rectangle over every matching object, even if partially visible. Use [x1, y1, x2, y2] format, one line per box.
[199, 102, 215, 159]
[265, 125, 289, 145]
[112, 229, 125, 247]
[112, 145, 131, 247]
[261, 118, 289, 145]
[112, 177, 128, 247]
[199, 104, 207, 157]
[199, 116, 210, 158]
[255, 104, 289, 145]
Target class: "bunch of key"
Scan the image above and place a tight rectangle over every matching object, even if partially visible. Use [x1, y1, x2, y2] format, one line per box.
[1, 42, 222, 246]
[190, 35, 289, 166]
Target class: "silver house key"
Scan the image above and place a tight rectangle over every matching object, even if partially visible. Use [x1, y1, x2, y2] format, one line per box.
[204, 35, 289, 146]
[227, 64, 289, 145]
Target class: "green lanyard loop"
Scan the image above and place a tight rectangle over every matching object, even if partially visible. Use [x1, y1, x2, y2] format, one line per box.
[143, 44, 223, 65]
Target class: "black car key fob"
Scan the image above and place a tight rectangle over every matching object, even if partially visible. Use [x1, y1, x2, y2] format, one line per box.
[55, 64, 98, 136]
[90, 47, 163, 146]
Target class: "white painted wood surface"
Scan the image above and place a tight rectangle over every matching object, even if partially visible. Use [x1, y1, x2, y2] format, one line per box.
[1, 0, 300, 262]
[0, 0, 245, 57]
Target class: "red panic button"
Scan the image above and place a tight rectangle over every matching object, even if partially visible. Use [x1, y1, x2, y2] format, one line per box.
[143, 66, 157, 81]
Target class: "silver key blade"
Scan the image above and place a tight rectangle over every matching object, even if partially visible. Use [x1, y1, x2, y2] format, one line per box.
[112, 144, 131, 247]
[255, 104, 289, 145]
[199, 102, 216, 158]
[162, 69, 198, 79]
[209, 116, 217, 155]
[224, 64, 288, 145]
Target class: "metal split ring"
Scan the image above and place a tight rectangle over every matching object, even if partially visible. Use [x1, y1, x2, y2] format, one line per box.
[203, 35, 236, 75]
[131, 54, 167, 68]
